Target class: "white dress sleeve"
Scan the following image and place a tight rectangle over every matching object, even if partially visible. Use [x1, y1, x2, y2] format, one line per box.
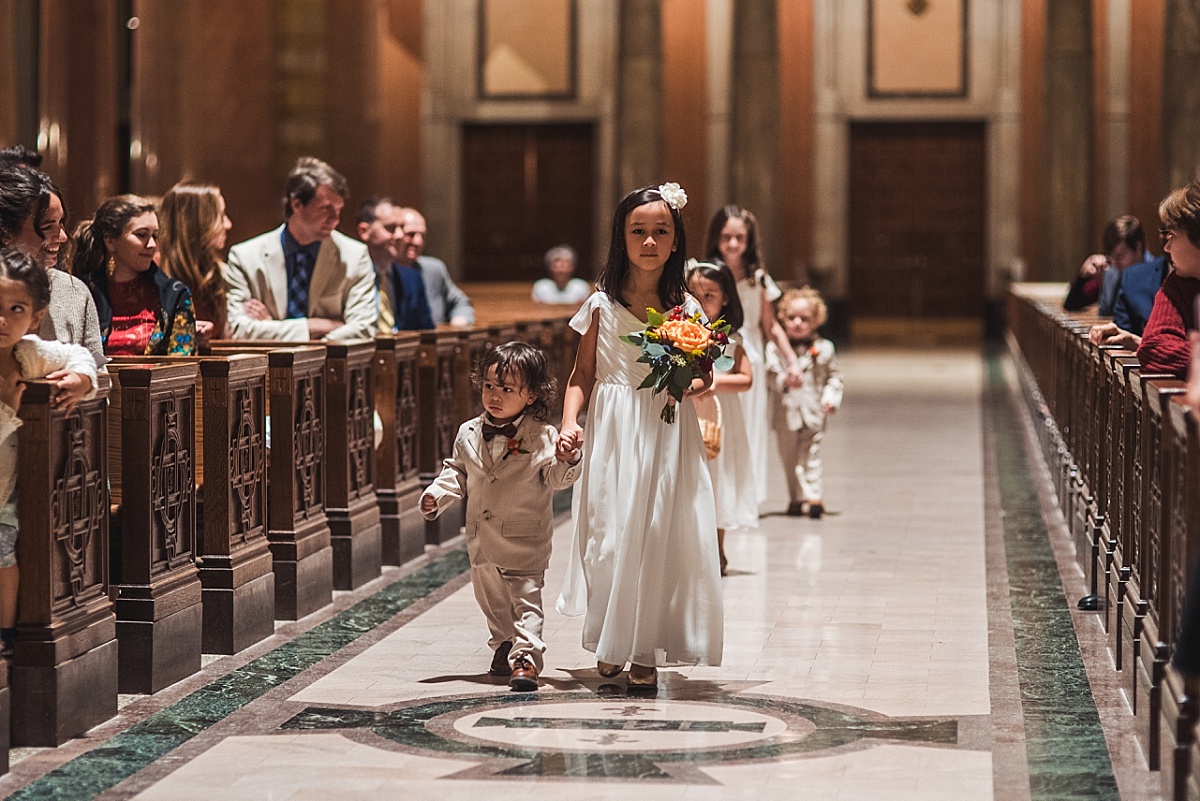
[758, 271, 783, 303]
[569, 291, 607, 335]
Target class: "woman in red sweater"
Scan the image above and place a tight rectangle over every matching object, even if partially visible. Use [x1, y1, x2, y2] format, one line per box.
[1137, 180, 1200, 377]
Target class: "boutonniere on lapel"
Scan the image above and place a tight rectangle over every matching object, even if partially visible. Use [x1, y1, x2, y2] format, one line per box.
[809, 343, 820, 358]
[503, 437, 530, 460]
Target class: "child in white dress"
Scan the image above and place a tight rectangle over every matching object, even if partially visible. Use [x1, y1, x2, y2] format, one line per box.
[686, 261, 756, 575]
[704, 205, 796, 514]
[767, 287, 843, 518]
[0, 248, 99, 660]
[556, 183, 723, 689]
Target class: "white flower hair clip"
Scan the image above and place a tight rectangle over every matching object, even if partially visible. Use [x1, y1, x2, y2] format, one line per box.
[657, 182, 688, 211]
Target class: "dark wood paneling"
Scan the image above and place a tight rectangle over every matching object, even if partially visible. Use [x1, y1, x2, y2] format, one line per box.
[848, 122, 987, 319]
[461, 123, 595, 282]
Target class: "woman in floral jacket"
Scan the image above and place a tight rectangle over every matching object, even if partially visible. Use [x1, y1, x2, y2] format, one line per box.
[70, 195, 197, 356]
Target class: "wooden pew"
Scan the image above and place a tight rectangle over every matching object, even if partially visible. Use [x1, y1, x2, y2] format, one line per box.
[374, 333, 425, 565]
[12, 378, 116, 746]
[1007, 284, 1200, 800]
[195, 356, 275, 651]
[108, 355, 276, 654]
[323, 341, 382, 590]
[418, 330, 464, 545]
[263, 346, 333, 619]
[106, 362, 204, 694]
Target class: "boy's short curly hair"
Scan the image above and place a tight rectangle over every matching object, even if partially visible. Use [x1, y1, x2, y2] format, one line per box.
[472, 341, 557, 422]
[777, 286, 828, 327]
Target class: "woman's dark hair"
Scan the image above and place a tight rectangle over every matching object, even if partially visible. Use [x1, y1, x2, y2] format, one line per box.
[0, 165, 56, 246]
[687, 260, 745, 332]
[597, 185, 688, 310]
[70, 194, 157, 287]
[472, 340, 557, 422]
[704, 204, 765, 280]
[0, 246, 52, 311]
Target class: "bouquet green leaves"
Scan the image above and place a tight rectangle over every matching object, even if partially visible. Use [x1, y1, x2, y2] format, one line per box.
[621, 305, 734, 423]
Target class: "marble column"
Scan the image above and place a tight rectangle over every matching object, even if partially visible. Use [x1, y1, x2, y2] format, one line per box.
[729, 0, 780, 274]
[615, 0, 663, 194]
[1044, 0, 1093, 277]
[1162, 0, 1200, 191]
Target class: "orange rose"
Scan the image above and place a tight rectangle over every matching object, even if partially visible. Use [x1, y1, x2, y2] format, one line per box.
[657, 319, 711, 352]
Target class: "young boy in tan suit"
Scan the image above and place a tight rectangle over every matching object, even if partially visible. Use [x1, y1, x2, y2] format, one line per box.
[421, 342, 580, 691]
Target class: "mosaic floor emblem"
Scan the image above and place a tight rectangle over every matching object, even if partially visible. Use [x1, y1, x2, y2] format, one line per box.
[282, 690, 966, 781]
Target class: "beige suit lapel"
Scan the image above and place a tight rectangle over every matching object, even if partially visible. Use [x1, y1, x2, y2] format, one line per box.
[463, 417, 491, 470]
[307, 236, 340, 319]
[261, 226, 288, 321]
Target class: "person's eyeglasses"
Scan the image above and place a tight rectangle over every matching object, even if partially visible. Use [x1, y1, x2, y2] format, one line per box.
[1160, 226, 1176, 243]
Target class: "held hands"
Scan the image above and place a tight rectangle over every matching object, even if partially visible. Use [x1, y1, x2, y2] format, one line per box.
[44, 370, 92, 415]
[557, 423, 583, 462]
[420, 493, 436, 514]
[784, 368, 804, 389]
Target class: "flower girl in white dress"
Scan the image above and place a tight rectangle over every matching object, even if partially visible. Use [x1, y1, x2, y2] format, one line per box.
[704, 206, 797, 513]
[687, 261, 756, 576]
[556, 184, 724, 689]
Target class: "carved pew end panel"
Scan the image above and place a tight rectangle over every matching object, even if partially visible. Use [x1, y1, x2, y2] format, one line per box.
[197, 356, 276, 653]
[13, 381, 117, 747]
[264, 347, 333, 620]
[109, 364, 205, 695]
[324, 342, 382, 591]
[374, 334, 425, 567]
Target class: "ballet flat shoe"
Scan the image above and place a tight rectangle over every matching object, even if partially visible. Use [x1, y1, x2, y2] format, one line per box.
[597, 661, 625, 678]
[628, 665, 658, 687]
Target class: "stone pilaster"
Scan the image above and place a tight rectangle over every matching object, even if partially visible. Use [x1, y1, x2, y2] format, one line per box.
[616, 0, 663, 194]
[1162, 0, 1200, 190]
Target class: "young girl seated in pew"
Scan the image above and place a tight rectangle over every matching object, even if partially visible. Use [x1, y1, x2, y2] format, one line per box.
[0, 248, 98, 660]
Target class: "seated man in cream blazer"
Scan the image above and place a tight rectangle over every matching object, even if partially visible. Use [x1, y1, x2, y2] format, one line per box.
[226, 156, 377, 341]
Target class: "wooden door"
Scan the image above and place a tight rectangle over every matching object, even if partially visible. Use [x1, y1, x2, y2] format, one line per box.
[461, 123, 595, 282]
[848, 122, 987, 322]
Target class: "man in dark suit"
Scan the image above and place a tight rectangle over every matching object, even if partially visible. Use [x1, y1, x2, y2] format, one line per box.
[356, 196, 435, 332]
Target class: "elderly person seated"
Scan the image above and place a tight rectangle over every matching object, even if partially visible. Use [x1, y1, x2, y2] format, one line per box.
[531, 244, 590, 305]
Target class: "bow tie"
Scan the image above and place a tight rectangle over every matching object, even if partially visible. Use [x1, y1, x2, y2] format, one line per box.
[482, 422, 518, 442]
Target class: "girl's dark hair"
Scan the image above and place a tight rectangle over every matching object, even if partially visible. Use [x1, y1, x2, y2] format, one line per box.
[0, 246, 52, 311]
[472, 340, 557, 422]
[687, 260, 745, 332]
[70, 194, 157, 287]
[597, 185, 688, 310]
[0, 165, 57, 246]
[704, 204, 766, 280]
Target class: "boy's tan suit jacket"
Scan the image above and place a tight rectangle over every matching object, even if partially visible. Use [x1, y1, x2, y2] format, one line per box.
[422, 414, 580, 571]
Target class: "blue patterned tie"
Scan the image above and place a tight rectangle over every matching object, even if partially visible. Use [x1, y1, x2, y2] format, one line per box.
[287, 249, 311, 319]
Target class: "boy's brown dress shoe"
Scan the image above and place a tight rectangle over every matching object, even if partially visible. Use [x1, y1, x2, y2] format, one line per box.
[509, 656, 538, 692]
[786, 501, 806, 517]
[489, 641, 513, 676]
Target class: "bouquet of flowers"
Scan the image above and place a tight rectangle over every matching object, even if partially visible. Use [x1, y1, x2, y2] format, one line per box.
[621, 306, 734, 423]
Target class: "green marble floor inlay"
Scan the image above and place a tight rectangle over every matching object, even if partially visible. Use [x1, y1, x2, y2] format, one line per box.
[282, 692, 961, 779]
[986, 354, 1120, 801]
[8, 548, 471, 801]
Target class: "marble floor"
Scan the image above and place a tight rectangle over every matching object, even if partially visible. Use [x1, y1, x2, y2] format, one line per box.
[0, 349, 1162, 800]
